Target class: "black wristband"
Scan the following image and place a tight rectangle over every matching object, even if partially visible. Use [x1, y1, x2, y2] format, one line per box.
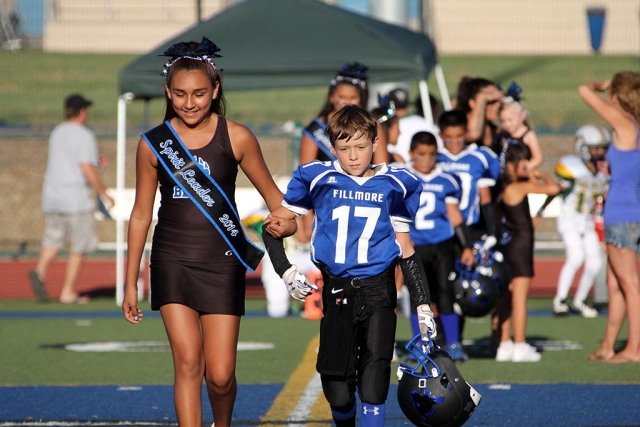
[399, 252, 430, 306]
[261, 225, 292, 277]
[480, 202, 496, 237]
[454, 223, 474, 249]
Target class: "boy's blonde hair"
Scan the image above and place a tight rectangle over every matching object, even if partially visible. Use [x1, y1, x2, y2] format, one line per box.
[611, 71, 640, 123]
[326, 104, 378, 146]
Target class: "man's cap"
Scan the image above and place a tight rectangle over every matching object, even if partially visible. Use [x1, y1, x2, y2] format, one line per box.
[65, 94, 92, 110]
[388, 87, 409, 109]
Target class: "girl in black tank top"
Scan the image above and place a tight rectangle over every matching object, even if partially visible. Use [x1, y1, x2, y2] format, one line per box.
[492, 144, 561, 362]
[121, 38, 295, 427]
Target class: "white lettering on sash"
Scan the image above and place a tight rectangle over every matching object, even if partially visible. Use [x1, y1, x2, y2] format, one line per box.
[159, 139, 186, 169]
[219, 214, 239, 237]
[179, 169, 215, 207]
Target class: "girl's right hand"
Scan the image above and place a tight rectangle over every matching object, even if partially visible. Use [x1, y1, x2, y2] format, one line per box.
[122, 286, 143, 324]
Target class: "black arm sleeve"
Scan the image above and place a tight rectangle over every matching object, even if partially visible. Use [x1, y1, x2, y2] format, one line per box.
[399, 252, 431, 306]
[261, 225, 292, 277]
[454, 223, 474, 249]
[480, 202, 496, 237]
[536, 195, 557, 217]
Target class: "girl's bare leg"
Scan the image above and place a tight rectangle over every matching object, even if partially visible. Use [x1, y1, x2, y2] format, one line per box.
[160, 304, 206, 427]
[201, 313, 241, 427]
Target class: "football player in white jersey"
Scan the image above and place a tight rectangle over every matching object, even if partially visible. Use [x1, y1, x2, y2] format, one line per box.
[550, 125, 610, 317]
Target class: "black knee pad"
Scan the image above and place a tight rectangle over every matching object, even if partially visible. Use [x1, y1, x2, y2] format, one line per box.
[321, 375, 356, 408]
[358, 359, 390, 405]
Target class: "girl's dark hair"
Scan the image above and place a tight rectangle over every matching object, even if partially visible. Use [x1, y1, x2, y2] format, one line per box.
[370, 106, 398, 131]
[317, 64, 369, 120]
[493, 143, 532, 227]
[455, 76, 496, 114]
[410, 131, 438, 152]
[163, 58, 226, 121]
[492, 142, 532, 204]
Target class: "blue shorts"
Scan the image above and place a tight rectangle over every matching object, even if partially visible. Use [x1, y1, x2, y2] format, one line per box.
[604, 222, 640, 250]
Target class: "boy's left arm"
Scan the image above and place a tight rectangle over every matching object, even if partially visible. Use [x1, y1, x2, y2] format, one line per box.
[396, 231, 437, 341]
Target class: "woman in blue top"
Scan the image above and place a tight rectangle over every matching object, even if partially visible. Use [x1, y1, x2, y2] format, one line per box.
[579, 71, 640, 363]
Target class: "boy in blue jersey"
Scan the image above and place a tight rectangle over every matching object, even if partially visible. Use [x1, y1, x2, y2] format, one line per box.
[262, 105, 436, 427]
[408, 131, 475, 362]
[437, 110, 499, 241]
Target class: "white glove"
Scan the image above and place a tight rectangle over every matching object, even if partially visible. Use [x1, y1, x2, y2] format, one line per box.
[417, 304, 437, 341]
[482, 235, 497, 252]
[282, 265, 318, 301]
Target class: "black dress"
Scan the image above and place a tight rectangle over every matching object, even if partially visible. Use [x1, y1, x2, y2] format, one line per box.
[497, 196, 534, 278]
[149, 117, 247, 314]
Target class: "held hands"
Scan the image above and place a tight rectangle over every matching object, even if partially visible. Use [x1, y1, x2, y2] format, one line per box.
[282, 265, 318, 301]
[417, 304, 437, 341]
[264, 214, 297, 239]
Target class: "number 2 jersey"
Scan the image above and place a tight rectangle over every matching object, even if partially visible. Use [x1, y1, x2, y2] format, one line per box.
[408, 166, 463, 246]
[437, 144, 500, 225]
[282, 161, 422, 279]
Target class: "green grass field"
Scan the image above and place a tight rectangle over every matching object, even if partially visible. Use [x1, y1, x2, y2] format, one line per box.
[1, 51, 637, 131]
[1, 297, 637, 387]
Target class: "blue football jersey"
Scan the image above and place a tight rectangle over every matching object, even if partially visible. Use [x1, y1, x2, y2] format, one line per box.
[437, 144, 497, 225]
[282, 161, 422, 278]
[476, 145, 501, 184]
[409, 166, 462, 246]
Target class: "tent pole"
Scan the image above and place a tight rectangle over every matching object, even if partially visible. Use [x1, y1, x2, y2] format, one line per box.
[434, 63, 451, 111]
[418, 80, 433, 126]
[116, 93, 133, 306]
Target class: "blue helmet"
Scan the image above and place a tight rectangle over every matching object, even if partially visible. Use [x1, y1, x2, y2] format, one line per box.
[397, 335, 482, 427]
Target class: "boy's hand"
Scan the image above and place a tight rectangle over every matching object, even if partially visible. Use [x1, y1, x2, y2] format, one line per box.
[417, 304, 437, 341]
[282, 265, 318, 301]
[460, 248, 475, 267]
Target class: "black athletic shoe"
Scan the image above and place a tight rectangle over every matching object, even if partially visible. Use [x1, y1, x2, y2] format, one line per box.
[28, 269, 48, 301]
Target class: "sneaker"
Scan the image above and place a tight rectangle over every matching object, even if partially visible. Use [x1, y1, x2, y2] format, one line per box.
[495, 340, 514, 362]
[28, 269, 48, 301]
[444, 342, 469, 363]
[553, 297, 568, 315]
[512, 342, 541, 362]
[572, 301, 598, 318]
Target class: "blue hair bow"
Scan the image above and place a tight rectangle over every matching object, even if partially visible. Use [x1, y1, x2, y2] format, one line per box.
[160, 37, 222, 59]
[505, 81, 522, 102]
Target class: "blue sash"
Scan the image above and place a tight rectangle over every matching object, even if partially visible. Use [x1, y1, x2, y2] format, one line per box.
[143, 121, 264, 272]
[303, 118, 336, 160]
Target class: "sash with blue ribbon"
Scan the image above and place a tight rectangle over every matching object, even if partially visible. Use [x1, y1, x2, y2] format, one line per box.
[303, 119, 336, 161]
[143, 121, 264, 272]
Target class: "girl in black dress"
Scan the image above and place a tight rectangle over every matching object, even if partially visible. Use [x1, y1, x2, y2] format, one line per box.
[492, 143, 560, 362]
[122, 38, 294, 427]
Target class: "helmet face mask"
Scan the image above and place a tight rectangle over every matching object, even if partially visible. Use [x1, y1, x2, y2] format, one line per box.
[397, 336, 481, 427]
[575, 124, 611, 162]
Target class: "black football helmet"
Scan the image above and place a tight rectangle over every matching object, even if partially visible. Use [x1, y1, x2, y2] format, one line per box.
[450, 261, 499, 318]
[397, 335, 482, 427]
[476, 249, 512, 297]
